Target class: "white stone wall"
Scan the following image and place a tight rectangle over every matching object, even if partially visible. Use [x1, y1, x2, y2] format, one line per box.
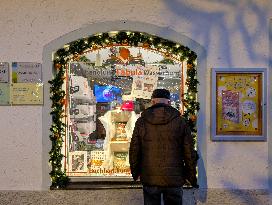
[0, 0, 271, 190]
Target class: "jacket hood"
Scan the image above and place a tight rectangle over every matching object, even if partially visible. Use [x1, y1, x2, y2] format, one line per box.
[142, 103, 180, 125]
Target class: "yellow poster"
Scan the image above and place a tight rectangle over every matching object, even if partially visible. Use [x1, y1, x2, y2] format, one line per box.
[216, 73, 262, 135]
[11, 83, 43, 105]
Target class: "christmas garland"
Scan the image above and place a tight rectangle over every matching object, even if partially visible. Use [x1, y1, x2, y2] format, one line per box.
[48, 31, 199, 188]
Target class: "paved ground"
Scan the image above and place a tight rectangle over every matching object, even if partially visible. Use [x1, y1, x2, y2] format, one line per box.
[0, 189, 270, 205]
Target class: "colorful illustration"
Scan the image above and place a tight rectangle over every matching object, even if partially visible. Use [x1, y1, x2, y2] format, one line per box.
[222, 90, 240, 123]
[216, 73, 262, 135]
[69, 151, 87, 172]
[104, 47, 145, 66]
[131, 65, 158, 99]
[113, 152, 129, 169]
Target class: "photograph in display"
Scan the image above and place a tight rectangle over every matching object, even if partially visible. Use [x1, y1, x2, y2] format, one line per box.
[113, 152, 129, 169]
[211, 68, 267, 141]
[69, 151, 88, 173]
[131, 65, 158, 99]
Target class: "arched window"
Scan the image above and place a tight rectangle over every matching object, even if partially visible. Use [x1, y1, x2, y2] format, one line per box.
[49, 31, 199, 187]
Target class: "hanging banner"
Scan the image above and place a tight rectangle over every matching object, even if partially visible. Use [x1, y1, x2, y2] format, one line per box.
[12, 62, 42, 83]
[11, 83, 43, 105]
[0, 62, 9, 83]
[72, 62, 182, 79]
[115, 64, 181, 78]
[0, 83, 10, 105]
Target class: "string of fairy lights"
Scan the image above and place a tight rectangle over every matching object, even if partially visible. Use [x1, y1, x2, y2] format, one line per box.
[48, 31, 200, 189]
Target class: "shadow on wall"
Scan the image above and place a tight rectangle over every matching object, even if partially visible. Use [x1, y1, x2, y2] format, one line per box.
[163, 0, 270, 203]
[164, 0, 269, 67]
[196, 150, 207, 203]
[221, 181, 269, 204]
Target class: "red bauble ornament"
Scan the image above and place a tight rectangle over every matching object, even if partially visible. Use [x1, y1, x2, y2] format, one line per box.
[61, 99, 66, 106]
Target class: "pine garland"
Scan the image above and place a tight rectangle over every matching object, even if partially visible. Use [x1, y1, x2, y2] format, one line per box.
[48, 31, 200, 188]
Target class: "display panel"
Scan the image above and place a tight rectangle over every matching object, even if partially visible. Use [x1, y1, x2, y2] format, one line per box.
[94, 84, 122, 103]
[65, 46, 185, 177]
[211, 68, 267, 141]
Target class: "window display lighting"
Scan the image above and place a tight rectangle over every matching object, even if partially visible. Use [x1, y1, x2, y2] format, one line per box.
[48, 31, 199, 189]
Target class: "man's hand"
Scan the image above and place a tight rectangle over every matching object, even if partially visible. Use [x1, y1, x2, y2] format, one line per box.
[133, 175, 140, 181]
[191, 181, 199, 188]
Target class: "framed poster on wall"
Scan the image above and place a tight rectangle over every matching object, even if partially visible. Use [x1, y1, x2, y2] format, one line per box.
[211, 68, 267, 141]
[0, 62, 9, 83]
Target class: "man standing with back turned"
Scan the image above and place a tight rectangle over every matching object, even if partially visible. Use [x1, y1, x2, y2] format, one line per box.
[129, 88, 197, 205]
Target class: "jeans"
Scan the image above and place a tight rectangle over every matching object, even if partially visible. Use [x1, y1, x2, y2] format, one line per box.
[143, 186, 183, 205]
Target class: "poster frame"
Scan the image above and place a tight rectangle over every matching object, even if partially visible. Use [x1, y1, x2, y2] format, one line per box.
[0, 62, 9, 83]
[211, 68, 267, 141]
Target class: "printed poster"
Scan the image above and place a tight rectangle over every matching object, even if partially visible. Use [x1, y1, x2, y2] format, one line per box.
[89, 150, 105, 176]
[131, 65, 158, 99]
[222, 90, 240, 123]
[113, 152, 129, 169]
[11, 83, 43, 105]
[0, 83, 10, 105]
[216, 73, 261, 135]
[0, 62, 9, 83]
[68, 151, 88, 173]
[12, 62, 42, 83]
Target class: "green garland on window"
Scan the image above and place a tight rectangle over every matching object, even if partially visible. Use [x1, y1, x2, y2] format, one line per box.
[48, 31, 200, 189]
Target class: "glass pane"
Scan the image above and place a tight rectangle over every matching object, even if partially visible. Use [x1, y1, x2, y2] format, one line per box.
[65, 46, 184, 177]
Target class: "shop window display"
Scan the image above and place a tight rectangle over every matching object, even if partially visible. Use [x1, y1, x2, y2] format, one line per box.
[65, 46, 185, 178]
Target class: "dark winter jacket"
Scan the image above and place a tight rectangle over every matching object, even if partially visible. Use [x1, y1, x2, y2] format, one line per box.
[129, 103, 197, 187]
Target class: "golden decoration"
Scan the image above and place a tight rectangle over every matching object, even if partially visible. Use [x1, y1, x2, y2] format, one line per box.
[73, 54, 80, 61]
[55, 63, 62, 70]
[122, 40, 129, 46]
[187, 64, 193, 69]
[190, 115, 197, 122]
[61, 99, 66, 106]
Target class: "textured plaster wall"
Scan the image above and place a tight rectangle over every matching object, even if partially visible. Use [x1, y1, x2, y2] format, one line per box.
[0, 0, 271, 190]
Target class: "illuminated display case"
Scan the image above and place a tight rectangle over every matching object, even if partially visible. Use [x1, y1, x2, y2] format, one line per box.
[211, 68, 267, 141]
[64, 46, 186, 180]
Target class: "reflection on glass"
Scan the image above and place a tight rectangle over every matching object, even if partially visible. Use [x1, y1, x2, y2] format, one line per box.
[65, 46, 184, 177]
